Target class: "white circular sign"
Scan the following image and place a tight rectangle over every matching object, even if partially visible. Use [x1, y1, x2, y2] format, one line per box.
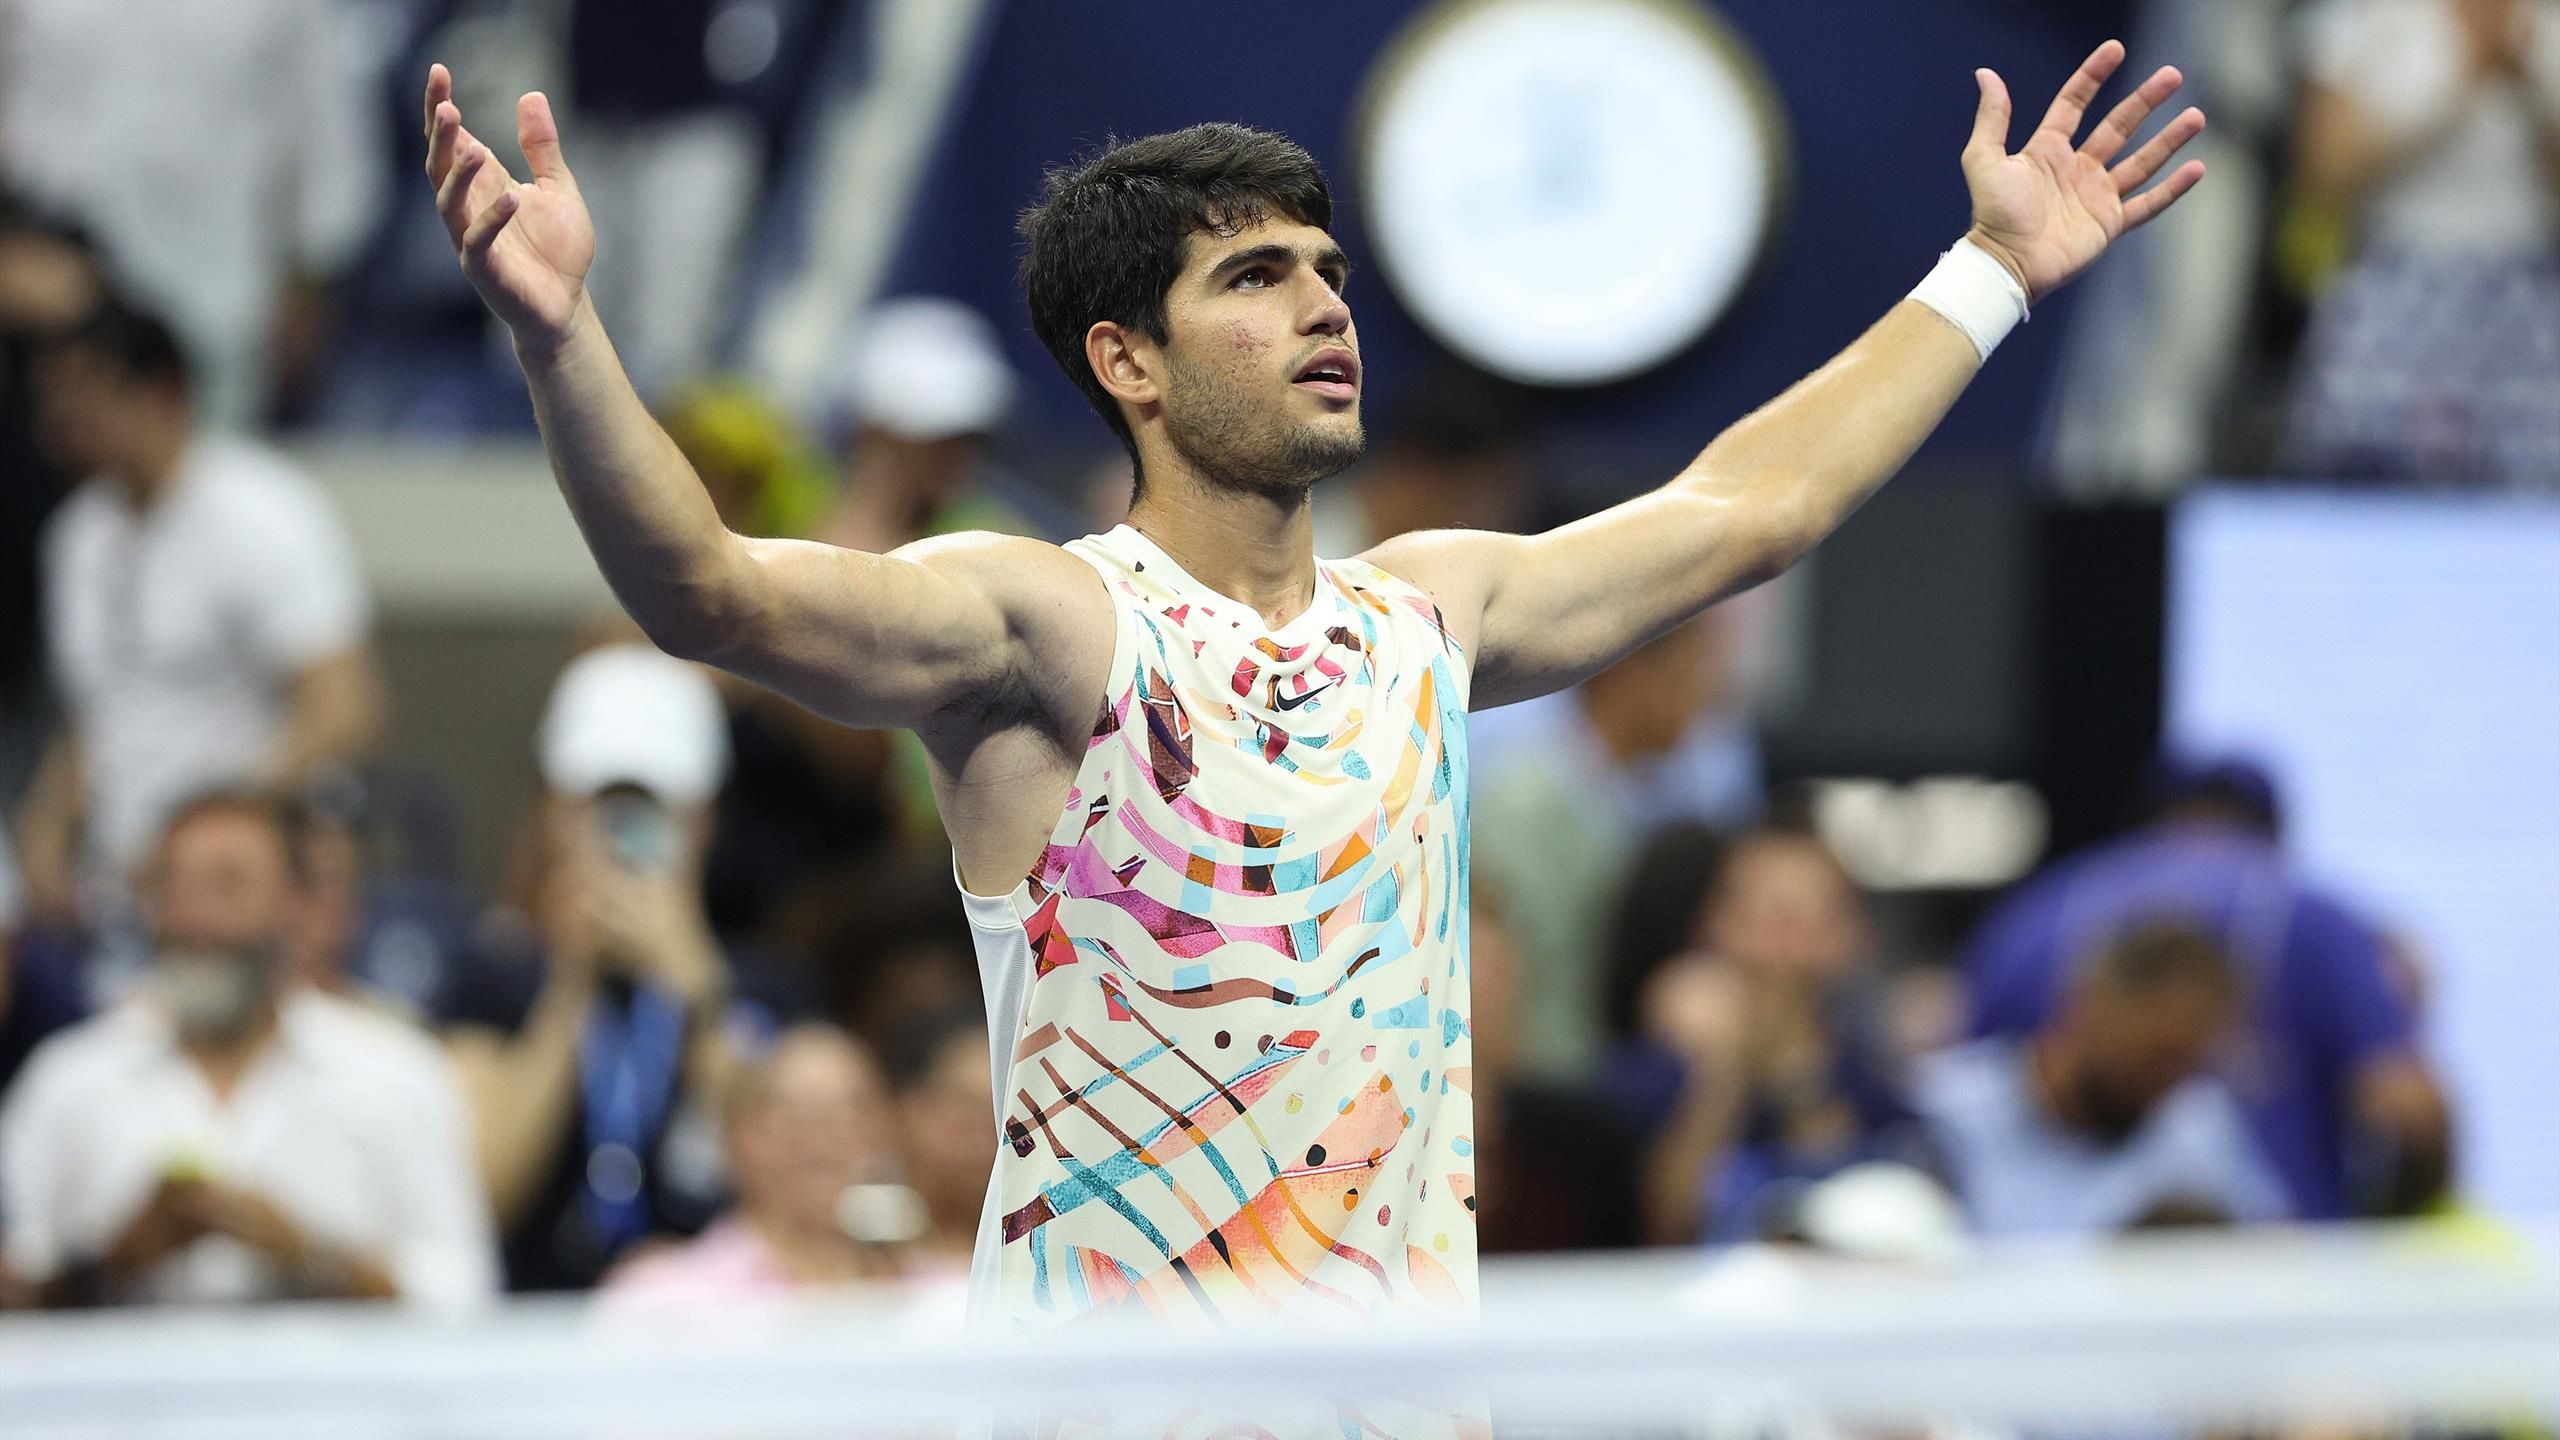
[1357, 0, 1787, 387]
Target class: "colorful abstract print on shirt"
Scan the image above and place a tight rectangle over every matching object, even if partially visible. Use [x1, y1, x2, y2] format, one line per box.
[994, 527, 1479, 1327]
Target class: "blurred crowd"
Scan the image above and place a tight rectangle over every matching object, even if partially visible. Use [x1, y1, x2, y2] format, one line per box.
[0, 0, 2507, 1325]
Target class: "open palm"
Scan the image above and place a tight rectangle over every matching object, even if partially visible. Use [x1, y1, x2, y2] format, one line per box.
[422, 64, 595, 343]
[1962, 41, 2207, 304]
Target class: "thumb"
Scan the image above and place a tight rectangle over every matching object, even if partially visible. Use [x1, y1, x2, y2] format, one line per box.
[1967, 68, 2013, 158]
[519, 91, 573, 183]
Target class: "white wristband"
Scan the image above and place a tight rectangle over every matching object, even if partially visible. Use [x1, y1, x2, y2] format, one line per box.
[1908, 237, 2029, 363]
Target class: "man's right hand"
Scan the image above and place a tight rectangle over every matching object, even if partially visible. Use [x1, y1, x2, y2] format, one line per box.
[100, 1176, 212, 1281]
[422, 64, 596, 350]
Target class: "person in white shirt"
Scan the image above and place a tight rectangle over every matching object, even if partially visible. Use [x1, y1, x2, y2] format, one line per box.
[0, 787, 497, 1308]
[12, 299, 384, 930]
[0, 0, 384, 428]
[1916, 923, 2289, 1240]
[2283, 0, 2560, 484]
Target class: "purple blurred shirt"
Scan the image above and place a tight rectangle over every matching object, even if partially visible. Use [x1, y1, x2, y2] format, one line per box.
[1961, 824, 2414, 1220]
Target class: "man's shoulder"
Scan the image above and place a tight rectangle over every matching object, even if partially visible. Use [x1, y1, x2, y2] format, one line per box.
[1348, 527, 1510, 609]
[1, 1003, 160, 1120]
[283, 991, 461, 1103]
[896, 528, 1089, 586]
[898, 529, 1116, 685]
[41, 479, 120, 556]
[188, 436, 336, 522]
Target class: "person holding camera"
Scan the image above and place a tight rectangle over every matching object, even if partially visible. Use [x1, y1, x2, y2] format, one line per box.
[443, 643, 795, 1292]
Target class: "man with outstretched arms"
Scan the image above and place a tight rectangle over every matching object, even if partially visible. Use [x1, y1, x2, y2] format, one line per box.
[420, 45, 2204, 1337]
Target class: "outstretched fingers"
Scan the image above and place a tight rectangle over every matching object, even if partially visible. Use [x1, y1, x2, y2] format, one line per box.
[2081, 65, 2185, 165]
[517, 92, 573, 184]
[1968, 68, 2015, 157]
[2114, 106, 2207, 193]
[423, 64, 451, 142]
[2122, 158, 2207, 231]
[435, 138, 495, 246]
[424, 66, 461, 183]
[461, 189, 522, 259]
[2035, 39, 2126, 144]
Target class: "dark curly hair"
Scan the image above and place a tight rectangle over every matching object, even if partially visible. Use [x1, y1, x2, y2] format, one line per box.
[1016, 123, 1332, 481]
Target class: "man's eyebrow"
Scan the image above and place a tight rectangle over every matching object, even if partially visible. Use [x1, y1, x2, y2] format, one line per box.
[1204, 242, 1354, 285]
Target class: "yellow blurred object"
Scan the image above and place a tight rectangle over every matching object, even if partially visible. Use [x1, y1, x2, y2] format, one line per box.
[2274, 186, 2355, 303]
[657, 379, 833, 539]
[158, 1147, 213, 1183]
[2392, 1204, 2559, 1440]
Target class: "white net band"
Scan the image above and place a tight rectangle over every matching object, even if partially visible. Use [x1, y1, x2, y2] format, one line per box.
[1, 1221, 2553, 1438]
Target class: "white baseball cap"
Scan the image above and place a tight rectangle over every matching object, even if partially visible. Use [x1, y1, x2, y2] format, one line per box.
[1796, 1162, 1972, 1266]
[537, 644, 730, 806]
[840, 296, 1017, 442]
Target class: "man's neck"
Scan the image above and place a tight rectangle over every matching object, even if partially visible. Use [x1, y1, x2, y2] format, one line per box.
[1125, 474, 1320, 631]
[112, 417, 192, 510]
[181, 1005, 283, 1103]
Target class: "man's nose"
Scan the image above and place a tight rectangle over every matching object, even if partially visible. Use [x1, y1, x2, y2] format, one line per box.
[1302, 278, 1350, 336]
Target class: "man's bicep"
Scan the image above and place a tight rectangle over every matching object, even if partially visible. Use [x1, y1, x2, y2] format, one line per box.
[713, 532, 1065, 731]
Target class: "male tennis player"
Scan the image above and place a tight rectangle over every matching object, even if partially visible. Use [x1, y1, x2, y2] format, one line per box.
[422, 40, 2202, 1334]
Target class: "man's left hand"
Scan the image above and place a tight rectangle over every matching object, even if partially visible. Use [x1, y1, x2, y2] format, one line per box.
[1961, 40, 2208, 304]
[187, 1185, 309, 1264]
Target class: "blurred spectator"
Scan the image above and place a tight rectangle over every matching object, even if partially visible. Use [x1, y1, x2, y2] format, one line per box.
[2038, 0, 2295, 495]
[442, 644, 794, 1292]
[14, 296, 384, 936]
[565, 0, 766, 400]
[1599, 822, 1728, 1074]
[812, 295, 1033, 858]
[654, 380, 902, 953]
[1310, 365, 1536, 557]
[814, 855, 978, 1058]
[2279, 0, 2560, 484]
[284, 773, 478, 1026]
[1919, 924, 2287, 1238]
[1633, 827, 1931, 1246]
[0, 828, 84, 1102]
[885, 1005, 994, 1278]
[659, 379, 833, 541]
[601, 1024, 909, 1306]
[1466, 891, 1647, 1254]
[1962, 757, 2454, 1219]
[0, 0, 384, 427]
[816, 295, 1029, 555]
[1473, 617, 1760, 1082]
[0, 196, 101, 801]
[0, 789, 495, 1308]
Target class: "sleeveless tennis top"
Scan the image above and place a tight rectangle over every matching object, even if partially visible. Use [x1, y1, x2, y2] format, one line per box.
[957, 522, 1480, 1330]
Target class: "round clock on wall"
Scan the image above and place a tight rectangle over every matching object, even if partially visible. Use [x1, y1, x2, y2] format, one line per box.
[1355, 0, 1790, 388]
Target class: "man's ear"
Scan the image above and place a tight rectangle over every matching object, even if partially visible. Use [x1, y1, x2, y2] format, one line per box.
[1086, 320, 1163, 413]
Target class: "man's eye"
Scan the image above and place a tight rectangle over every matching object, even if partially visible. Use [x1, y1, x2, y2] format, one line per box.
[1234, 270, 1272, 289]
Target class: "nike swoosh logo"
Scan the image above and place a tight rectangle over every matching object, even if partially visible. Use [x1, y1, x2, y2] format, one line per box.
[1273, 682, 1335, 712]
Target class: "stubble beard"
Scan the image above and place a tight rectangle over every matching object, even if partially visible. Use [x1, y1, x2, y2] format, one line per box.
[1163, 357, 1366, 503]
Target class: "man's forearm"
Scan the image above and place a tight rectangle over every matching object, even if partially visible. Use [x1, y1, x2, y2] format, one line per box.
[273, 650, 386, 782]
[1640, 1067, 1749, 1246]
[1678, 297, 1987, 570]
[451, 975, 593, 1229]
[13, 733, 85, 923]
[515, 298, 748, 659]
